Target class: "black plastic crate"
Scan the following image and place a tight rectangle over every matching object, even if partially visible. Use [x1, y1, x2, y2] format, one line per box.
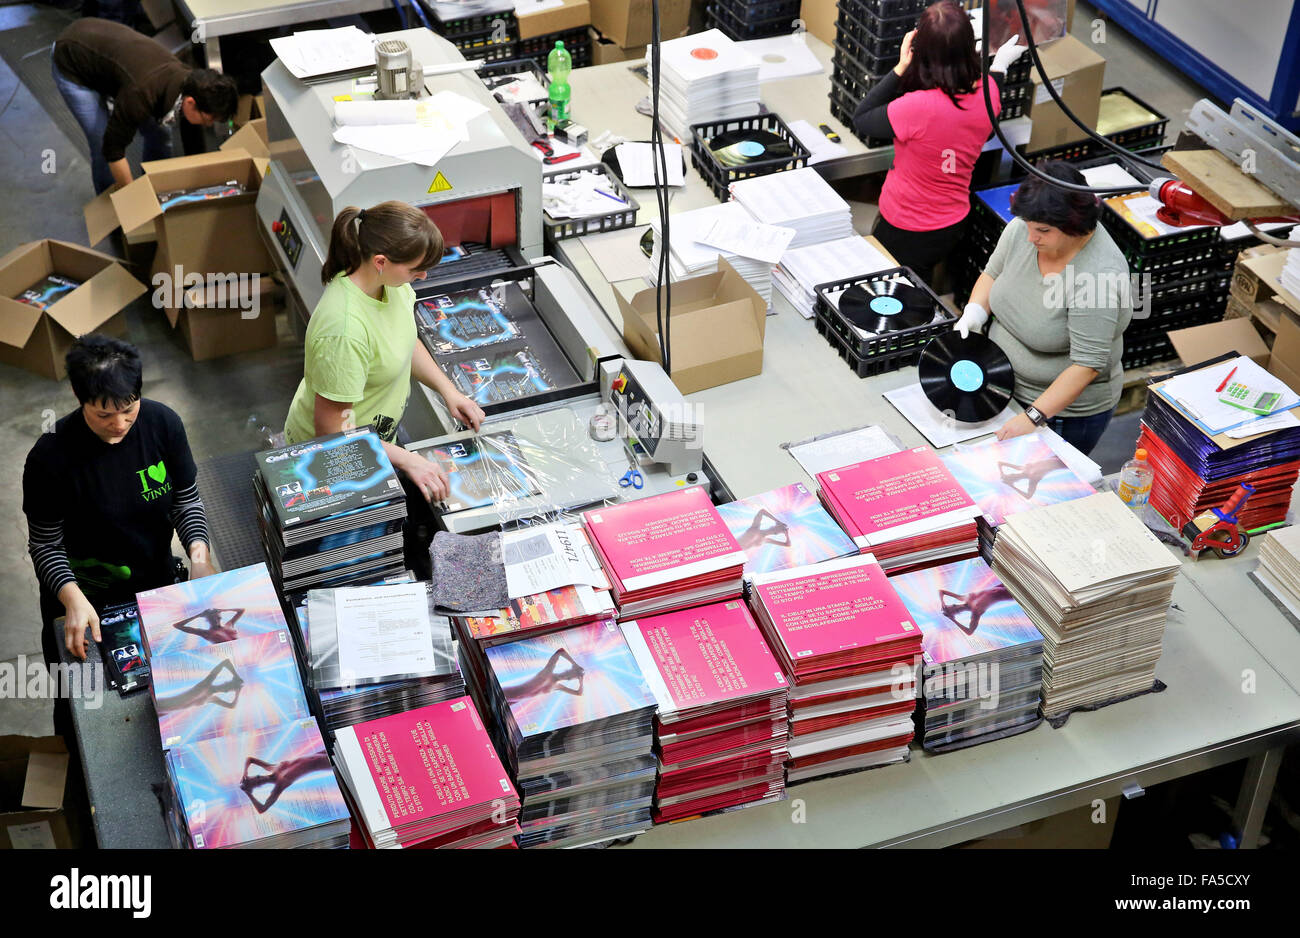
[517, 27, 590, 62]
[690, 112, 811, 201]
[841, 0, 927, 18]
[1146, 272, 1230, 311]
[832, 62, 879, 101]
[1126, 294, 1226, 335]
[542, 164, 640, 240]
[836, 8, 907, 58]
[1098, 86, 1169, 148]
[836, 0, 918, 41]
[713, 0, 802, 22]
[477, 58, 548, 85]
[1122, 334, 1174, 368]
[829, 96, 890, 148]
[1121, 240, 1221, 274]
[707, 3, 798, 40]
[814, 266, 954, 360]
[1101, 196, 1222, 258]
[814, 303, 923, 377]
[833, 31, 900, 76]
[831, 41, 893, 86]
[429, 8, 517, 38]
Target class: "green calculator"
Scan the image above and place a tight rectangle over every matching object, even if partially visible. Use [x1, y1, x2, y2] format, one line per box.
[1218, 380, 1284, 415]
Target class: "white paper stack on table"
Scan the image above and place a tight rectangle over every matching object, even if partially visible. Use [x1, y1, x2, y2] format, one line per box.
[816, 446, 983, 573]
[990, 491, 1180, 720]
[1251, 526, 1300, 625]
[749, 555, 922, 783]
[647, 29, 762, 141]
[621, 601, 789, 822]
[334, 697, 522, 848]
[731, 167, 853, 252]
[1283, 247, 1300, 299]
[483, 620, 658, 848]
[582, 486, 748, 618]
[773, 235, 897, 319]
[298, 581, 465, 731]
[889, 558, 1045, 752]
[644, 201, 775, 306]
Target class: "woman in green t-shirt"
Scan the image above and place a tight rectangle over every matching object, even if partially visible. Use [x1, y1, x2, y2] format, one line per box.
[283, 201, 485, 502]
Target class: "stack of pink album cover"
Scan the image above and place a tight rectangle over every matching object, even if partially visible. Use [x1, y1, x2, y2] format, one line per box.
[750, 555, 922, 783]
[583, 487, 748, 618]
[621, 600, 790, 822]
[334, 697, 522, 848]
[816, 446, 983, 573]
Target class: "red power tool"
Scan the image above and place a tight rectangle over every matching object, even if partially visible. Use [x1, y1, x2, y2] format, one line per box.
[1182, 483, 1255, 559]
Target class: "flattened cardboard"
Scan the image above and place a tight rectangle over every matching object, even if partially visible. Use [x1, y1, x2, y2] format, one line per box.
[1025, 35, 1105, 152]
[589, 0, 688, 48]
[517, 0, 590, 40]
[616, 256, 766, 395]
[1168, 317, 1270, 369]
[21, 751, 67, 810]
[0, 736, 79, 849]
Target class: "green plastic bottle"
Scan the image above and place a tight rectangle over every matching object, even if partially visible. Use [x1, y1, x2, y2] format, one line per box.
[547, 40, 572, 129]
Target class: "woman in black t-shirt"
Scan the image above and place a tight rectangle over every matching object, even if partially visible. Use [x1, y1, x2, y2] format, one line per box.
[22, 335, 215, 664]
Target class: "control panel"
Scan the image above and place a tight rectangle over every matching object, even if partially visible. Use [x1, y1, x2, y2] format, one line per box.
[271, 209, 303, 270]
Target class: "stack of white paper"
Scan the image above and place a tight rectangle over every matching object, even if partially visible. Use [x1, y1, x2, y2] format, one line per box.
[1282, 247, 1300, 299]
[991, 491, 1179, 719]
[644, 201, 776, 306]
[730, 166, 853, 253]
[648, 29, 762, 141]
[771, 235, 894, 318]
[1253, 526, 1300, 624]
[270, 26, 376, 80]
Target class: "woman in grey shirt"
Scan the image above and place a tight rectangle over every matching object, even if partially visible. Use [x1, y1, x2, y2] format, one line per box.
[953, 161, 1132, 455]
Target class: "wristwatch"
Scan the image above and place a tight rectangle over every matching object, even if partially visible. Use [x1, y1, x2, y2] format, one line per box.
[1024, 405, 1048, 427]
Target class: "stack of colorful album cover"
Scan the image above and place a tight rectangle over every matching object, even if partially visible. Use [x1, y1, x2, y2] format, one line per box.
[1139, 365, 1300, 532]
[334, 697, 522, 848]
[296, 582, 464, 732]
[620, 601, 789, 822]
[135, 562, 290, 659]
[16, 274, 80, 309]
[991, 492, 1179, 719]
[254, 428, 409, 596]
[749, 555, 921, 783]
[816, 446, 982, 572]
[97, 601, 150, 694]
[942, 435, 1097, 561]
[716, 481, 858, 576]
[888, 558, 1045, 752]
[483, 620, 658, 848]
[161, 718, 351, 849]
[583, 486, 748, 618]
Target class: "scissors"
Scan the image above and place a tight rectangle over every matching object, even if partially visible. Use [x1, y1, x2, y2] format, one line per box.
[618, 448, 643, 489]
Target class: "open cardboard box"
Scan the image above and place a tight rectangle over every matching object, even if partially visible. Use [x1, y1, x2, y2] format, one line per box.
[588, 0, 687, 48]
[220, 118, 269, 160]
[84, 149, 273, 279]
[1168, 316, 1300, 415]
[0, 736, 80, 849]
[0, 239, 146, 380]
[616, 256, 766, 395]
[169, 273, 282, 361]
[517, 0, 590, 40]
[1025, 35, 1105, 152]
[589, 27, 645, 64]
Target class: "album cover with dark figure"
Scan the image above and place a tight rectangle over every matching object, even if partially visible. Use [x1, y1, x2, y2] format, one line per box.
[135, 562, 290, 659]
[98, 602, 151, 693]
[416, 284, 523, 355]
[156, 181, 246, 212]
[716, 482, 857, 574]
[255, 428, 405, 528]
[16, 274, 80, 309]
[446, 347, 558, 405]
[943, 435, 1096, 527]
[423, 430, 541, 513]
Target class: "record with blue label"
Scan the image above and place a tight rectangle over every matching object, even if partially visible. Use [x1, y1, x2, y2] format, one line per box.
[839, 280, 934, 334]
[918, 331, 1015, 423]
[707, 129, 794, 168]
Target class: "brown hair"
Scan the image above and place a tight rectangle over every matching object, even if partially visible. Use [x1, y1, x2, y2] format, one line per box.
[898, 1, 983, 110]
[321, 201, 445, 284]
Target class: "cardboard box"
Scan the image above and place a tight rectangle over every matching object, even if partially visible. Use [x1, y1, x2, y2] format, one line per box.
[589, 28, 646, 64]
[517, 0, 590, 40]
[0, 240, 146, 380]
[1168, 315, 1300, 397]
[170, 274, 281, 361]
[616, 257, 766, 395]
[0, 736, 80, 849]
[1025, 35, 1105, 152]
[85, 149, 274, 281]
[233, 94, 264, 128]
[220, 118, 270, 160]
[958, 797, 1119, 849]
[799, 0, 836, 47]
[589, 0, 688, 49]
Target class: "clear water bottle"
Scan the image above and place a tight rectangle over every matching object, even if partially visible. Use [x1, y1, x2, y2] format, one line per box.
[547, 40, 572, 129]
[1117, 447, 1154, 510]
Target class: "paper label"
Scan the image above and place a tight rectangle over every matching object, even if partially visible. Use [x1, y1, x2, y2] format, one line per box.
[1034, 77, 1066, 105]
[7, 820, 56, 850]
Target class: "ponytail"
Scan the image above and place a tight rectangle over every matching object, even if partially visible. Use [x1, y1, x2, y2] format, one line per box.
[321, 201, 445, 284]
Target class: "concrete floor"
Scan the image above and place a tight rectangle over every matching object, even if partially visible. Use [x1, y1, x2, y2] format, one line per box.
[0, 2, 1211, 734]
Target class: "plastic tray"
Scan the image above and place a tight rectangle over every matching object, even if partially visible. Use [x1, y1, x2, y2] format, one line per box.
[712, 0, 802, 23]
[839, 0, 927, 18]
[828, 95, 890, 148]
[1101, 197, 1223, 258]
[835, 8, 907, 58]
[542, 164, 640, 240]
[831, 61, 879, 102]
[517, 27, 591, 66]
[707, 3, 798, 40]
[814, 265, 954, 360]
[814, 304, 924, 377]
[835, 0, 918, 41]
[1098, 86, 1169, 148]
[689, 111, 811, 201]
[429, 8, 517, 37]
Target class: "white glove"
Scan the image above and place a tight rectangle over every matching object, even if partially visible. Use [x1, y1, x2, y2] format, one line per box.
[954, 302, 989, 339]
[991, 35, 1027, 74]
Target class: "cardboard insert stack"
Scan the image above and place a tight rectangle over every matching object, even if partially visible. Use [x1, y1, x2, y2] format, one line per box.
[816, 446, 982, 573]
[334, 698, 522, 848]
[991, 491, 1180, 719]
[620, 601, 789, 821]
[1101, 191, 1230, 368]
[889, 558, 1045, 752]
[706, 0, 802, 42]
[254, 428, 408, 597]
[483, 620, 658, 848]
[749, 555, 921, 783]
[774, 234, 894, 320]
[582, 486, 748, 618]
[1251, 526, 1300, 624]
[644, 201, 774, 307]
[1138, 361, 1300, 533]
[830, 0, 927, 144]
[296, 582, 465, 733]
[941, 434, 1097, 562]
[648, 28, 761, 142]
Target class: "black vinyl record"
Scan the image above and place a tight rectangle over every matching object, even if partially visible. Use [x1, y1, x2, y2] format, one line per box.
[601, 142, 689, 189]
[840, 280, 934, 334]
[918, 331, 1016, 423]
[707, 129, 793, 168]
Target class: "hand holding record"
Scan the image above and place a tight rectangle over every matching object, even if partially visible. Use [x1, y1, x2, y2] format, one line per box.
[918, 332, 1015, 423]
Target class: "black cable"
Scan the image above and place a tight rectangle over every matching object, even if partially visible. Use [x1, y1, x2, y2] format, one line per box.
[978, 0, 1165, 195]
[649, 0, 671, 376]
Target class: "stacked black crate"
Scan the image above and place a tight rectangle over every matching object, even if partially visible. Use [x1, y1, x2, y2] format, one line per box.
[708, 0, 803, 41]
[831, 0, 926, 146]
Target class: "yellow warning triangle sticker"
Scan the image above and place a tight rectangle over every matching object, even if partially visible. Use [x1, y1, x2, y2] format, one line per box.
[428, 172, 453, 194]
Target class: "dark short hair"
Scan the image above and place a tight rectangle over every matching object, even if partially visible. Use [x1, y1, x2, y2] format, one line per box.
[181, 69, 239, 122]
[1010, 161, 1099, 236]
[66, 334, 142, 408]
[898, 1, 982, 108]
